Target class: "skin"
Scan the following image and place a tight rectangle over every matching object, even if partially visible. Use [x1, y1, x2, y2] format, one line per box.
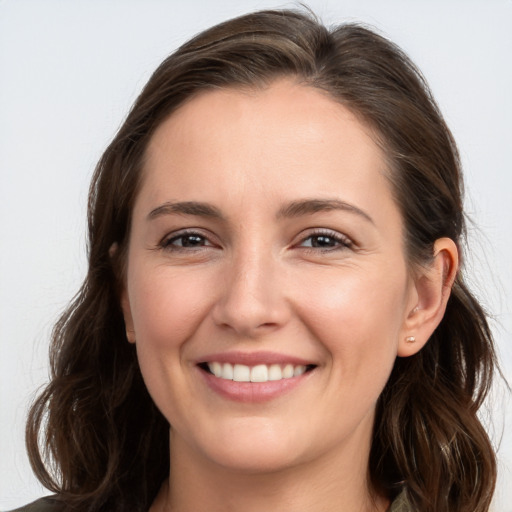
[120, 79, 457, 512]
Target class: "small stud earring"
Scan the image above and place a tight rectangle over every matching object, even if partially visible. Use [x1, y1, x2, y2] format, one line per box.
[405, 336, 416, 343]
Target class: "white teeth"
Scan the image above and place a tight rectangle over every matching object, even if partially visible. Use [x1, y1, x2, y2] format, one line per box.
[211, 361, 222, 377]
[250, 364, 268, 382]
[222, 362, 234, 380]
[294, 365, 306, 376]
[233, 364, 250, 382]
[206, 362, 311, 382]
[282, 364, 294, 378]
[268, 364, 282, 381]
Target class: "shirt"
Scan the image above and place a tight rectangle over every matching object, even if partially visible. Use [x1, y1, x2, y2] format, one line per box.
[9, 490, 411, 511]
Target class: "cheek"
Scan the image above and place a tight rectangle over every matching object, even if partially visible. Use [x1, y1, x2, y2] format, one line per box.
[128, 266, 212, 348]
[294, 265, 408, 367]
[126, 266, 215, 422]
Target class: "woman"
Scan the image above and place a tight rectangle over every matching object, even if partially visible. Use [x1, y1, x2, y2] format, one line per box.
[16, 8, 497, 512]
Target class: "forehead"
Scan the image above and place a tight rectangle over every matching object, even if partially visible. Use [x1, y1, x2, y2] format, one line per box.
[137, 79, 396, 223]
[147, 80, 382, 161]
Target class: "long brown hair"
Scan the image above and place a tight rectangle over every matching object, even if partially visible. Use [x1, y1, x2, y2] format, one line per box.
[26, 9, 497, 511]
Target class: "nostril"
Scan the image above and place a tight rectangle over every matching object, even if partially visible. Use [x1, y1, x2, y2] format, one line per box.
[257, 322, 279, 329]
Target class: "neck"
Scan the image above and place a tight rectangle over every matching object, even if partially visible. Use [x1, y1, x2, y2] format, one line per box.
[151, 430, 390, 512]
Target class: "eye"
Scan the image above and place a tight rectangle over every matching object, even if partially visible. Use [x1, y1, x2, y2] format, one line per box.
[298, 230, 353, 251]
[160, 230, 214, 251]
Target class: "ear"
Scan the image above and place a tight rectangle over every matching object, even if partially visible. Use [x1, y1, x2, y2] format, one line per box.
[110, 242, 136, 344]
[398, 237, 458, 357]
[120, 291, 136, 344]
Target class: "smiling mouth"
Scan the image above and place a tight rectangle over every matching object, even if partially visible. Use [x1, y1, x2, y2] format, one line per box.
[198, 362, 317, 383]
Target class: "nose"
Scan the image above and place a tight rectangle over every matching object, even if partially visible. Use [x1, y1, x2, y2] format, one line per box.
[212, 247, 290, 338]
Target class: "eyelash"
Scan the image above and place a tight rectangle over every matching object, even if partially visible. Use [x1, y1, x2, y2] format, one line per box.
[298, 229, 353, 252]
[160, 229, 214, 252]
[159, 229, 353, 253]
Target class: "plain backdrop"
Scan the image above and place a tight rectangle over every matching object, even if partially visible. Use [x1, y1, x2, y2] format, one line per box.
[1, 0, 511, 510]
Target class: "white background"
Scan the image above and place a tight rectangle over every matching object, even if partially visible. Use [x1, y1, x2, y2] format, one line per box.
[1, 0, 511, 510]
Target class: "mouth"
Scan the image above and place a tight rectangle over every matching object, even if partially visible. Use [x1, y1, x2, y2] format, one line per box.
[198, 362, 317, 383]
[195, 351, 318, 402]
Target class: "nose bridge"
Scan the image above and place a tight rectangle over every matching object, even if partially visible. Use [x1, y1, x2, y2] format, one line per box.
[213, 240, 286, 335]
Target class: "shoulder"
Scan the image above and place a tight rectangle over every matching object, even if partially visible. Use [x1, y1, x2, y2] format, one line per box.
[6, 497, 63, 512]
[388, 489, 412, 512]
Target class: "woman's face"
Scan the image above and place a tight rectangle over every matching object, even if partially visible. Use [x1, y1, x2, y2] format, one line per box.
[121, 79, 419, 473]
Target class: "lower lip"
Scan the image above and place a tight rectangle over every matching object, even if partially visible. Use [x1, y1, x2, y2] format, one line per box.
[198, 367, 313, 403]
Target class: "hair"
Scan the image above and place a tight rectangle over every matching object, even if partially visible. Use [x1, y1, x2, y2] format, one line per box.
[26, 8, 497, 512]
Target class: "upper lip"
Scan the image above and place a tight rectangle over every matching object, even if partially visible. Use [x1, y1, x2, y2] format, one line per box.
[196, 351, 316, 366]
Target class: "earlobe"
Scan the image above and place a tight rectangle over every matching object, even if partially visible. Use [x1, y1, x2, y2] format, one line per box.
[398, 237, 458, 357]
[109, 242, 118, 258]
[110, 242, 136, 344]
[121, 292, 136, 344]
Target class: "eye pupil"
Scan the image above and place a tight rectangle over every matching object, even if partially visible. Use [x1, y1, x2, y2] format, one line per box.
[312, 235, 336, 247]
[181, 235, 204, 247]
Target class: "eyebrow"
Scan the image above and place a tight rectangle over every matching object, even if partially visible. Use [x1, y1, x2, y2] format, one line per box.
[147, 198, 374, 224]
[147, 201, 225, 221]
[277, 198, 374, 224]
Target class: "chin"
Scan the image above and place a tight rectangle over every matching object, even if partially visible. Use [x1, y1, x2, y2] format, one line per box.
[207, 444, 301, 475]
[191, 418, 307, 474]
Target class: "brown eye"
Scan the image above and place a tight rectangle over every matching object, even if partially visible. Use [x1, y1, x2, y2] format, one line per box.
[299, 231, 352, 250]
[308, 235, 338, 248]
[162, 231, 213, 250]
[173, 234, 206, 247]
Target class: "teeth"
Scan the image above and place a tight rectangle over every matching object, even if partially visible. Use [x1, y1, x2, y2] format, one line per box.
[282, 364, 294, 378]
[268, 364, 282, 381]
[210, 362, 222, 377]
[294, 365, 306, 376]
[222, 362, 233, 380]
[206, 362, 309, 382]
[233, 364, 250, 382]
[250, 364, 268, 382]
